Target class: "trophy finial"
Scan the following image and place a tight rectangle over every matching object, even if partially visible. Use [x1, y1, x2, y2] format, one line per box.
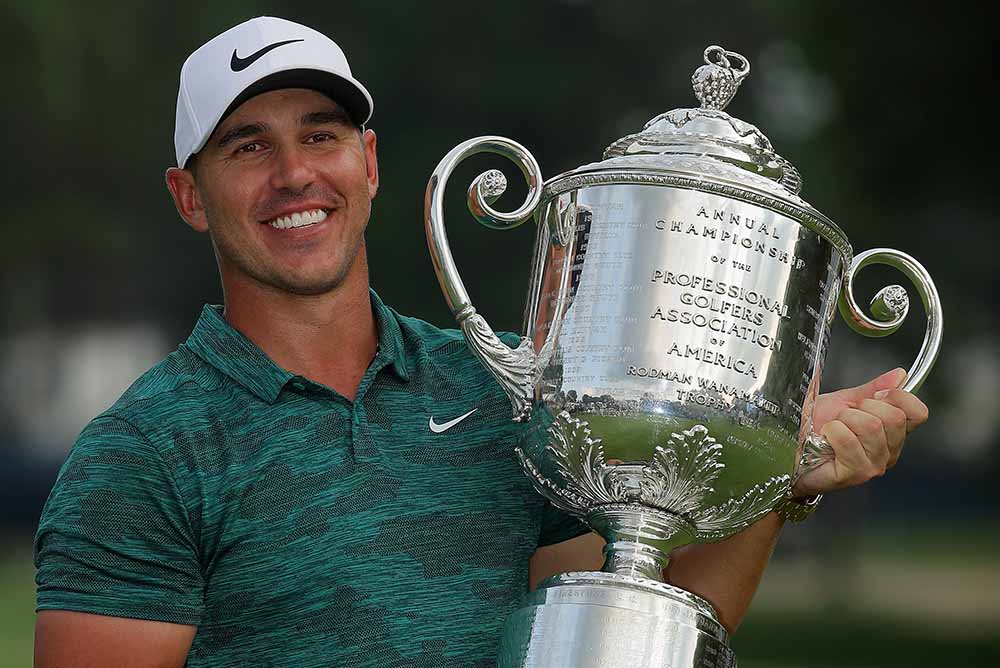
[692, 45, 750, 111]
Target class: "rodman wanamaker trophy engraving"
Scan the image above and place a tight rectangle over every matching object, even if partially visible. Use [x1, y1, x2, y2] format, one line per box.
[424, 46, 943, 667]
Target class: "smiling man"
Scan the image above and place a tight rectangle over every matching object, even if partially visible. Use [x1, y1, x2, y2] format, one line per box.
[33, 16, 928, 668]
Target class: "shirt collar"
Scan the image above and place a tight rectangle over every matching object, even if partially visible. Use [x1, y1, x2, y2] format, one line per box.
[184, 289, 409, 403]
[369, 288, 410, 382]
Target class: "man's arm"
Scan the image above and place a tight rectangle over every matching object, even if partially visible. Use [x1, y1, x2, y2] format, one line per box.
[33, 415, 204, 666]
[664, 513, 783, 632]
[35, 611, 195, 668]
[529, 532, 605, 591]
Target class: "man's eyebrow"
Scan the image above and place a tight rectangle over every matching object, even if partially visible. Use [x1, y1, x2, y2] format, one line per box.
[301, 109, 353, 127]
[217, 122, 269, 149]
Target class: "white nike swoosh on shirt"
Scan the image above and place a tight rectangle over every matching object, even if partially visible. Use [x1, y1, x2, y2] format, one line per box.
[429, 408, 478, 433]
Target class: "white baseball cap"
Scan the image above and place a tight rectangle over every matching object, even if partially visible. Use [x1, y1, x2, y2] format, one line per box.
[173, 16, 373, 168]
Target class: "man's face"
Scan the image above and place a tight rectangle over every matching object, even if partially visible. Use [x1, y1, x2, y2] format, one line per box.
[173, 88, 379, 296]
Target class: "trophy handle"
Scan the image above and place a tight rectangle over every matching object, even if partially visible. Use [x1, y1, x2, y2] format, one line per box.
[799, 248, 944, 473]
[424, 136, 543, 422]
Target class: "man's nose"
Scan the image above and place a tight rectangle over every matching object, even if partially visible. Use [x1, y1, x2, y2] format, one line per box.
[269, 144, 316, 192]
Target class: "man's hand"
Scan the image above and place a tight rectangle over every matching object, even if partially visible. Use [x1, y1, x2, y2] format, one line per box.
[792, 367, 929, 498]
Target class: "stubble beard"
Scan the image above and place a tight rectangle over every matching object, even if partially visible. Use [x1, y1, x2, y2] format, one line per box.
[208, 214, 368, 298]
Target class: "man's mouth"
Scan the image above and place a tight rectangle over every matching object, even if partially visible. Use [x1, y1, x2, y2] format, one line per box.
[265, 208, 329, 230]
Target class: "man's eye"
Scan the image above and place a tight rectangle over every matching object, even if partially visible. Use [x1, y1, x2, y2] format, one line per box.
[306, 132, 335, 143]
[236, 142, 262, 154]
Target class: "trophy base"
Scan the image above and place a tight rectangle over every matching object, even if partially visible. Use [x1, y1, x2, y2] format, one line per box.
[498, 571, 736, 668]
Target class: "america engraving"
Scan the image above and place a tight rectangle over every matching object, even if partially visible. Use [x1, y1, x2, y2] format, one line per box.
[665, 342, 759, 378]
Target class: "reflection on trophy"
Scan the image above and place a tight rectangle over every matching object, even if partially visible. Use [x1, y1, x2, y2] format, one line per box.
[425, 46, 943, 668]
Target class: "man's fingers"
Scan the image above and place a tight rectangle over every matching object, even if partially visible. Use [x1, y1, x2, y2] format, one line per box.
[838, 407, 890, 474]
[831, 367, 907, 405]
[798, 386, 928, 497]
[857, 398, 907, 467]
[819, 419, 876, 488]
[876, 389, 930, 433]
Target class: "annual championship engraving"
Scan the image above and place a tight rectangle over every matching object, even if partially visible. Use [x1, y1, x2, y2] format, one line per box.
[424, 46, 943, 668]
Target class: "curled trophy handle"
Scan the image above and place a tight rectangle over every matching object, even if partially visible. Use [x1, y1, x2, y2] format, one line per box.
[799, 248, 944, 474]
[424, 136, 543, 421]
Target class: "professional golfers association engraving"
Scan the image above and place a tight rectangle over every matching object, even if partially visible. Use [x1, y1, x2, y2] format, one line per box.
[425, 45, 943, 668]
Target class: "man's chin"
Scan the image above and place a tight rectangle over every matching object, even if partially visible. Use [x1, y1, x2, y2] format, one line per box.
[271, 274, 348, 297]
[246, 265, 352, 297]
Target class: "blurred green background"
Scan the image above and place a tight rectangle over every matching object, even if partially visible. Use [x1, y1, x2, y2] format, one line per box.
[2, 0, 997, 666]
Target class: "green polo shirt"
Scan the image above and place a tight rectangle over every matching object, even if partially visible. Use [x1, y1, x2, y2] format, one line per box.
[34, 291, 587, 667]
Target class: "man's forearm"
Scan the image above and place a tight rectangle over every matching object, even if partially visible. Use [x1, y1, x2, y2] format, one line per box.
[664, 512, 784, 633]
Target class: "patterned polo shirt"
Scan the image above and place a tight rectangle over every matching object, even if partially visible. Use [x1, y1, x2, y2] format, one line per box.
[34, 291, 587, 668]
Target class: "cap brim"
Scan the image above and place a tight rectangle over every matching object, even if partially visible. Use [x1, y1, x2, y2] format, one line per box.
[221, 68, 372, 130]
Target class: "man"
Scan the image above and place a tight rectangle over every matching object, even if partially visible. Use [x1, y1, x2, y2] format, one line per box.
[33, 16, 928, 668]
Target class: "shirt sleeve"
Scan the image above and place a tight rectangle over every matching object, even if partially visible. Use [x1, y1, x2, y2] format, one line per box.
[34, 414, 204, 625]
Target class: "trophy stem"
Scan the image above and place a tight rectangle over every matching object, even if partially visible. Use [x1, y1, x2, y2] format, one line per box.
[602, 541, 670, 582]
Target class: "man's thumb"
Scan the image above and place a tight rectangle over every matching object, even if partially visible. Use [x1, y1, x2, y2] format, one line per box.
[842, 367, 907, 401]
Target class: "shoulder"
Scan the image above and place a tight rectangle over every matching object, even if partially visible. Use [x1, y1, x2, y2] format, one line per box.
[40, 345, 225, 535]
[77, 344, 229, 451]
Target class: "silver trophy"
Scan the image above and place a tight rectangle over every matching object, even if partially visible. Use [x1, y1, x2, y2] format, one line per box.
[424, 46, 943, 668]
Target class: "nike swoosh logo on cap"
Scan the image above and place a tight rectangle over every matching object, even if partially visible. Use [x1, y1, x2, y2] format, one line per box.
[230, 39, 305, 72]
[429, 408, 478, 434]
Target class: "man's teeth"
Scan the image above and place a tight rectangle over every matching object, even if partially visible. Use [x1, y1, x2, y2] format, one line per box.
[268, 209, 328, 229]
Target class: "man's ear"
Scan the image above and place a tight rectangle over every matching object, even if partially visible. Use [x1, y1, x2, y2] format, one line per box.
[362, 129, 379, 200]
[165, 167, 209, 232]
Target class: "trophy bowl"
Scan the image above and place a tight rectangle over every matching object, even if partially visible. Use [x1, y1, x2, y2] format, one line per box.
[424, 46, 942, 668]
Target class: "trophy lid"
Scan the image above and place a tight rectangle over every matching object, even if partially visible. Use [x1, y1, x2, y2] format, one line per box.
[544, 45, 851, 260]
[603, 46, 801, 195]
